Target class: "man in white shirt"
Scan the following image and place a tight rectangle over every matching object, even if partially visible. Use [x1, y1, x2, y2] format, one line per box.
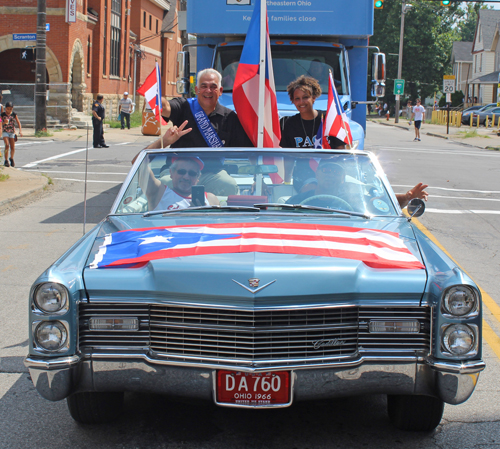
[118, 92, 133, 130]
[411, 98, 426, 141]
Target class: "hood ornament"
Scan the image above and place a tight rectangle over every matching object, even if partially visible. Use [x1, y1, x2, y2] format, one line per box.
[232, 278, 276, 294]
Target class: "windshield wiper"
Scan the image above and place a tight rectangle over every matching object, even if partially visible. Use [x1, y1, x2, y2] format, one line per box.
[253, 203, 370, 219]
[143, 205, 260, 217]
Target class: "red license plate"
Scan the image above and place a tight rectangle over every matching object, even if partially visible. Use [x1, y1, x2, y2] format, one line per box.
[217, 370, 290, 406]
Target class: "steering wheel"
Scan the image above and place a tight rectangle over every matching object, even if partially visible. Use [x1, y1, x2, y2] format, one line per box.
[300, 195, 353, 211]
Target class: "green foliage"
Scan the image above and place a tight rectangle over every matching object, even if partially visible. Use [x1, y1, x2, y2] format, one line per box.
[371, 1, 472, 103]
[108, 110, 143, 129]
[0, 172, 9, 182]
[438, 90, 464, 107]
[35, 128, 53, 137]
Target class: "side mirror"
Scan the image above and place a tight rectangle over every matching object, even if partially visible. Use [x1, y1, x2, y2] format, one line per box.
[371, 52, 386, 83]
[176, 51, 190, 95]
[407, 198, 425, 219]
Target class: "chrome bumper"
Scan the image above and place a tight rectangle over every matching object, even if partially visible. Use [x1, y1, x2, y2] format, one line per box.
[24, 354, 485, 406]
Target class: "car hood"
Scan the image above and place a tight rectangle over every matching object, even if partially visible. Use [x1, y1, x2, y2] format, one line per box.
[83, 215, 427, 308]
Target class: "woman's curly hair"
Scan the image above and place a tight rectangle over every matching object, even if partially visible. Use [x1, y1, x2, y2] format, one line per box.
[286, 76, 322, 102]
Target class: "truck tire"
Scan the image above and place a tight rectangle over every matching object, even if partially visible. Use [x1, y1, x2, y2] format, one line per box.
[387, 394, 444, 431]
[67, 391, 124, 424]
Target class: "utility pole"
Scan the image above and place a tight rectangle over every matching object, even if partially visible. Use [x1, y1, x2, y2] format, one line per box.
[395, 1, 412, 124]
[35, 0, 47, 131]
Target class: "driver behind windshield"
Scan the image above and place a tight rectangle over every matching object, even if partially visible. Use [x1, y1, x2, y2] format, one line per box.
[286, 159, 355, 208]
[138, 156, 220, 211]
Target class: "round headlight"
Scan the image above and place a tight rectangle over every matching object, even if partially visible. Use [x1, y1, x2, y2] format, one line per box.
[35, 321, 68, 351]
[442, 324, 475, 356]
[34, 283, 68, 313]
[443, 286, 478, 317]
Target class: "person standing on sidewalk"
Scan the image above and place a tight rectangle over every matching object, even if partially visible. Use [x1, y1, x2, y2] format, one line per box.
[406, 100, 413, 125]
[2, 102, 22, 167]
[118, 92, 133, 130]
[412, 98, 425, 141]
[92, 95, 109, 148]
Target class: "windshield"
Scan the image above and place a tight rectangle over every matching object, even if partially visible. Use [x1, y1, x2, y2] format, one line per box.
[115, 151, 397, 217]
[214, 44, 348, 96]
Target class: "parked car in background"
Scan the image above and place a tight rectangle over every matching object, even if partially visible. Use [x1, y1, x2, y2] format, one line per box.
[461, 105, 485, 125]
[25, 147, 485, 432]
[471, 106, 500, 126]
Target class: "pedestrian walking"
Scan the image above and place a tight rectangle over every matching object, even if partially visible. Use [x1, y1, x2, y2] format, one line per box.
[118, 91, 133, 130]
[406, 100, 412, 125]
[411, 98, 426, 141]
[2, 101, 22, 167]
[92, 94, 109, 148]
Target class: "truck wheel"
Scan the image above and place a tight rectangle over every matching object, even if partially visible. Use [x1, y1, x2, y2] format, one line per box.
[67, 391, 124, 424]
[387, 394, 444, 431]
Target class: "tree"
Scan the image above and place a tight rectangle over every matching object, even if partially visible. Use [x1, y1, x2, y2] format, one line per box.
[370, 0, 464, 103]
[457, 3, 491, 42]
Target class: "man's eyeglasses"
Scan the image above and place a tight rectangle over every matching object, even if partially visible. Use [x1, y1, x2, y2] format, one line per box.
[176, 169, 200, 177]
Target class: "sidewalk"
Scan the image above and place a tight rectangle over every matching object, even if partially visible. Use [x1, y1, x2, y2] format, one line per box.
[0, 125, 157, 211]
[368, 115, 500, 150]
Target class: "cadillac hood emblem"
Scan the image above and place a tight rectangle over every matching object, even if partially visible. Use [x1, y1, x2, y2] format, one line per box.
[248, 278, 260, 288]
[232, 278, 276, 294]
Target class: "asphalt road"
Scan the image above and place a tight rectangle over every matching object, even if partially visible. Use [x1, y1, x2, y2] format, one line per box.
[1, 124, 500, 448]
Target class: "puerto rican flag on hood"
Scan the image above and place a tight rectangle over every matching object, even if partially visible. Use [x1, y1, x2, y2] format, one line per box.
[90, 223, 424, 271]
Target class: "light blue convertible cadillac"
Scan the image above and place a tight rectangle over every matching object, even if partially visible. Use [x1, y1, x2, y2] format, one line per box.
[25, 147, 485, 431]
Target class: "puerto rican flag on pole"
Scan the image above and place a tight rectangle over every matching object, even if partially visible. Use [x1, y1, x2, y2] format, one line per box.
[233, 0, 281, 149]
[323, 71, 353, 148]
[90, 223, 425, 271]
[137, 62, 167, 126]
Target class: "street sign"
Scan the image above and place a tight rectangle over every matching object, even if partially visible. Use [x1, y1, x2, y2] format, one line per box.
[443, 75, 456, 94]
[13, 34, 36, 41]
[394, 79, 405, 95]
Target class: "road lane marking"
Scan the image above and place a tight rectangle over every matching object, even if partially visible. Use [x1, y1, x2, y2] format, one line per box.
[371, 146, 500, 158]
[412, 216, 500, 359]
[22, 170, 129, 175]
[12, 140, 55, 147]
[425, 209, 500, 214]
[52, 177, 122, 183]
[392, 184, 500, 195]
[115, 142, 132, 145]
[23, 147, 91, 168]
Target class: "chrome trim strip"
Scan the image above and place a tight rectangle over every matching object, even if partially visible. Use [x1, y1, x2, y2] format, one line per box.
[24, 355, 81, 370]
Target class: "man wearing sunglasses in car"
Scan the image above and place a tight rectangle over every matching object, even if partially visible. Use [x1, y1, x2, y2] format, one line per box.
[139, 154, 220, 211]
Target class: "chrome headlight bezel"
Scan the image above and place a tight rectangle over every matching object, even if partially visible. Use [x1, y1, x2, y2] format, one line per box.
[33, 282, 69, 315]
[441, 323, 478, 358]
[441, 285, 479, 318]
[32, 320, 70, 353]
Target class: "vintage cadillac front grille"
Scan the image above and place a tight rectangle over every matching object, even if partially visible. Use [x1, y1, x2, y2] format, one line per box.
[149, 305, 359, 361]
[78, 303, 431, 363]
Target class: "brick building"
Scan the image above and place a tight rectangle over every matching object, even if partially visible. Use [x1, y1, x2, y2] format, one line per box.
[0, 0, 182, 126]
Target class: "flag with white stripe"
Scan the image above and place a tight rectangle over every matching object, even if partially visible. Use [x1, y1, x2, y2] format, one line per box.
[90, 223, 424, 270]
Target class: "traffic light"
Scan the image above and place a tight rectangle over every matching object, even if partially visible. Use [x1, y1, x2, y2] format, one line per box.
[441, 1, 451, 5]
[374, 0, 384, 9]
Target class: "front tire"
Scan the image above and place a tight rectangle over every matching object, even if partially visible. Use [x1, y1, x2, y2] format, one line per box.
[387, 394, 444, 431]
[67, 391, 124, 424]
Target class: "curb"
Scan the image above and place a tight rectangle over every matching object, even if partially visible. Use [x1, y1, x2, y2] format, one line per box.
[0, 173, 49, 210]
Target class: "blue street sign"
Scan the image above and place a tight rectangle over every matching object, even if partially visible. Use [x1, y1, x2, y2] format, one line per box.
[13, 34, 36, 41]
[46, 24, 50, 31]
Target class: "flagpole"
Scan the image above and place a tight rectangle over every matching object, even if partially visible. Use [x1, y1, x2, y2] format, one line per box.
[256, 0, 266, 148]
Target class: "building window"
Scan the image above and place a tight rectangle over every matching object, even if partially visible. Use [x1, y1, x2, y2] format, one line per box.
[87, 36, 91, 73]
[156, 19, 159, 34]
[103, 0, 107, 75]
[149, 14, 152, 30]
[143, 11, 146, 28]
[110, 0, 122, 77]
